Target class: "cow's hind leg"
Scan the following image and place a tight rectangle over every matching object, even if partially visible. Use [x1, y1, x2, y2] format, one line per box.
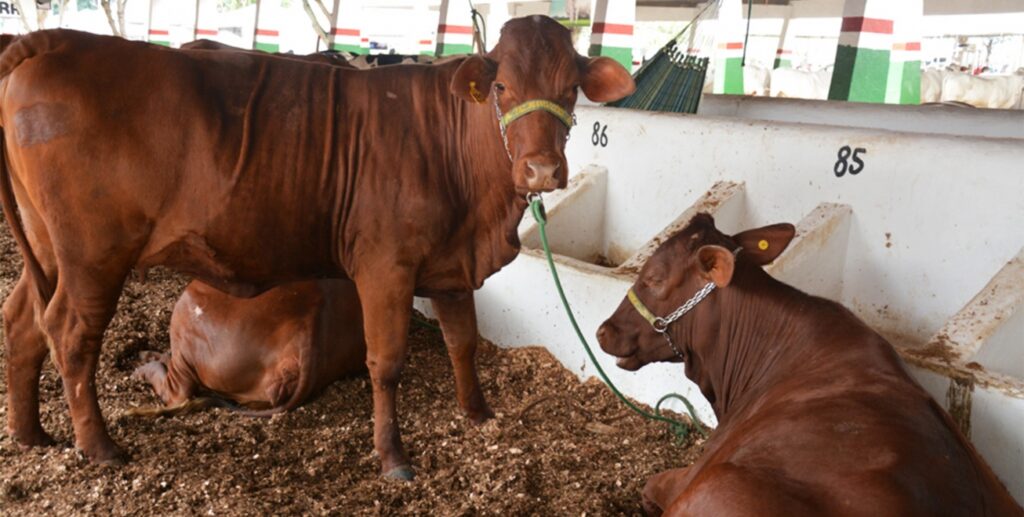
[431, 293, 493, 423]
[3, 271, 55, 447]
[43, 269, 129, 464]
[355, 269, 415, 480]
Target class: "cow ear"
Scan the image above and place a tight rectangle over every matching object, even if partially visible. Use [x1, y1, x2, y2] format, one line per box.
[451, 55, 498, 103]
[733, 223, 796, 266]
[579, 56, 636, 102]
[696, 245, 735, 288]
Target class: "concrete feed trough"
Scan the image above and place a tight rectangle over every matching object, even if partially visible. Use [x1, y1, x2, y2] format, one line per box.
[418, 103, 1024, 505]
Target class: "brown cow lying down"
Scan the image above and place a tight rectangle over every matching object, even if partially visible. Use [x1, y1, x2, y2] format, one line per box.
[0, 17, 634, 479]
[132, 279, 365, 414]
[597, 214, 1023, 516]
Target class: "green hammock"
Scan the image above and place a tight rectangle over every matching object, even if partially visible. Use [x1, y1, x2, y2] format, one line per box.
[607, 0, 721, 114]
[609, 43, 709, 114]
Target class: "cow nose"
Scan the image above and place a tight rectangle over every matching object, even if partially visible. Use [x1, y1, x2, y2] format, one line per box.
[525, 160, 560, 192]
[596, 322, 616, 350]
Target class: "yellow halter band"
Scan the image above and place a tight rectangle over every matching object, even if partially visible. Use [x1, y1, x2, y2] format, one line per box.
[499, 99, 575, 129]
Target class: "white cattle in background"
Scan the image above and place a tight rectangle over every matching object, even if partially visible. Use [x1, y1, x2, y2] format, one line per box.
[700, 64, 771, 96]
[920, 69, 950, 103]
[743, 64, 771, 96]
[770, 66, 834, 100]
[940, 73, 1024, 109]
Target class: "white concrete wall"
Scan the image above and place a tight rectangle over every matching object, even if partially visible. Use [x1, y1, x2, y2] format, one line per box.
[420, 104, 1024, 504]
[699, 94, 1024, 140]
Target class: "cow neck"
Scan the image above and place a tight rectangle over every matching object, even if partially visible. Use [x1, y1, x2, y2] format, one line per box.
[675, 267, 820, 423]
[445, 90, 528, 286]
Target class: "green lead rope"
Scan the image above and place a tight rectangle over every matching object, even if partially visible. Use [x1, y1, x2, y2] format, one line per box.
[529, 197, 709, 442]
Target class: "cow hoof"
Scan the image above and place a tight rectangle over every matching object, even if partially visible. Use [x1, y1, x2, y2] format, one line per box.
[467, 407, 496, 425]
[83, 444, 127, 466]
[11, 428, 56, 449]
[383, 465, 415, 481]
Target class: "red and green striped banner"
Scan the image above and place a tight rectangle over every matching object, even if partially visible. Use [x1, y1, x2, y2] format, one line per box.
[435, 0, 474, 56]
[436, 23, 473, 55]
[331, 27, 366, 54]
[588, 22, 634, 71]
[589, 0, 635, 72]
[254, 29, 280, 53]
[714, 42, 745, 94]
[829, 14, 893, 103]
[419, 39, 434, 56]
[148, 28, 170, 47]
[886, 41, 921, 104]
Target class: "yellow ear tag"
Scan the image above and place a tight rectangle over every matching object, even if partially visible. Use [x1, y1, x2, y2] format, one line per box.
[469, 81, 485, 103]
[758, 240, 769, 251]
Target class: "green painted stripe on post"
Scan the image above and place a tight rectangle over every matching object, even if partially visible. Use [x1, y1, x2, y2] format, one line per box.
[829, 45, 890, 103]
[255, 42, 279, 53]
[588, 44, 632, 72]
[437, 42, 472, 56]
[900, 60, 921, 104]
[332, 43, 367, 54]
[885, 59, 904, 104]
[722, 56, 744, 94]
[150, 40, 170, 47]
[773, 58, 792, 69]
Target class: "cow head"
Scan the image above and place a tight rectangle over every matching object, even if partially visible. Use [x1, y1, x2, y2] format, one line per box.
[450, 15, 635, 194]
[596, 214, 795, 373]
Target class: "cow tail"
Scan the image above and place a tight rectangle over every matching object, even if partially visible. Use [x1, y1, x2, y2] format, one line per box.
[0, 32, 71, 305]
[0, 128, 53, 304]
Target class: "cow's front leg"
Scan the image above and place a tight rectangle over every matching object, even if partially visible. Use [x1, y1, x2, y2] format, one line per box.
[642, 466, 692, 516]
[431, 293, 493, 423]
[355, 270, 415, 480]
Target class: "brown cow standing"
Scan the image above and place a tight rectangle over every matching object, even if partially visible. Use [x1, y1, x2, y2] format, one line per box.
[0, 17, 635, 478]
[596, 214, 1022, 516]
[133, 279, 366, 413]
[180, 38, 354, 68]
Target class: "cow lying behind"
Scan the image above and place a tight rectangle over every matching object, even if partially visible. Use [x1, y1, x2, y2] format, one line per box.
[133, 279, 365, 414]
[597, 214, 1022, 516]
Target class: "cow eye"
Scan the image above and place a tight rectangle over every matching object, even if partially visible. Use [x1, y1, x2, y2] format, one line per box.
[494, 82, 507, 93]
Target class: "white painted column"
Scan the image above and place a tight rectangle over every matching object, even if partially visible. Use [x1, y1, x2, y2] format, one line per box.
[885, 0, 923, 104]
[147, 0, 171, 46]
[712, 0, 745, 94]
[193, 0, 218, 41]
[486, 0, 510, 52]
[773, 6, 794, 69]
[253, 0, 282, 52]
[435, 0, 474, 55]
[589, 0, 636, 72]
[330, 0, 365, 54]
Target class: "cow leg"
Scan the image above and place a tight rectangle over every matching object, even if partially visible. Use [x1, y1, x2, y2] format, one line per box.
[355, 272, 415, 480]
[431, 293, 494, 423]
[43, 273, 127, 464]
[3, 271, 55, 448]
[642, 466, 691, 516]
[133, 356, 195, 407]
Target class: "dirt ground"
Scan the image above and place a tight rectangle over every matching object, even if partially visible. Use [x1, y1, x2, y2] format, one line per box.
[0, 222, 705, 516]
